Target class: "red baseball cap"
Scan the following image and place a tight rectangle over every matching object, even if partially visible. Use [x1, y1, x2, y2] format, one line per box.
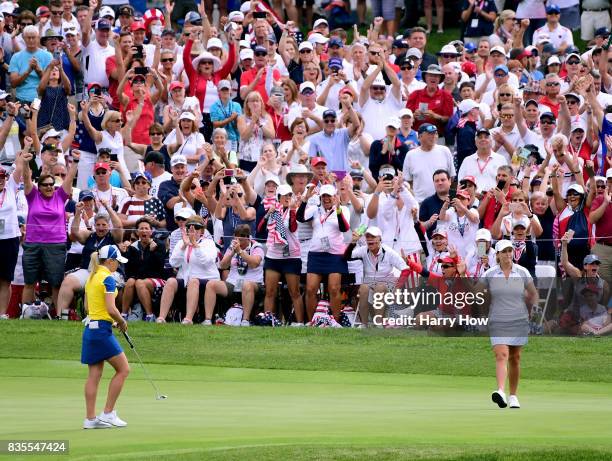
[311, 156, 327, 167]
[94, 162, 110, 171]
[456, 189, 471, 200]
[169, 81, 185, 91]
[130, 21, 146, 32]
[460, 175, 477, 186]
[438, 256, 456, 265]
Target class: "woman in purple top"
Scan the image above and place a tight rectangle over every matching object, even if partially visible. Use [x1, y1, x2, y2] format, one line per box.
[21, 145, 79, 313]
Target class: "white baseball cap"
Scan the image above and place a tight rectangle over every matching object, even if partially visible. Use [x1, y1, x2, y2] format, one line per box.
[298, 41, 314, 52]
[175, 207, 195, 220]
[308, 33, 329, 45]
[458, 99, 479, 114]
[240, 48, 254, 61]
[386, 117, 401, 129]
[313, 18, 328, 29]
[606, 168, 612, 180]
[495, 240, 513, 252]
[475, 228, 491, 242]
[228, 11, 244, 22]
[264, 174, 280, 186]
[277, 184, 293, 196]
[99, 245, 128, 263]
[490, 45, 506, 56]
[299, 81, 316, 93]
[365, 226, 382, 237]
[99, 5, 115, 18]
[179, 111, 196, 121]
[171, 154, 187, 166]
[207, 37, 223, 50]
[319, 184, 336, 196]
[399, 108, 413, 118]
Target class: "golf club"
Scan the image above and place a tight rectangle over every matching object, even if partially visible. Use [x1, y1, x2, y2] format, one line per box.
[122, 331, 168, 400]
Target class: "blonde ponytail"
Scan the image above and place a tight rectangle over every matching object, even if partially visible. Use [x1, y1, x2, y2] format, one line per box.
[87, 251, 101, 284]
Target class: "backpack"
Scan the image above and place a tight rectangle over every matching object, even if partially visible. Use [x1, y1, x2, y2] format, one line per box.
[339, 305, 356, 328]
[224, 304, 243, 326]
[21, 300, 51, 320]
[253, 311, 282, 327]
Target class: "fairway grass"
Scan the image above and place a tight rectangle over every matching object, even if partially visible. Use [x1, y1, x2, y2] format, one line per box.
[1, 322, 611, 460]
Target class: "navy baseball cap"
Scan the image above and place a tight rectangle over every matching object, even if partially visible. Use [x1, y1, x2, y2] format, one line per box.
[546, 3, 561, 14]
[322, 109, 337, 119]
[253, 45, 267, 54]
[328, 57, 343, 70]
[540, 111, 556, 120]
[595, 27, 610, 38]
[329, 37, 344, 48]
[392, 39, 408, 49]
[418, 123, 437, 134]
[79, 189, 95, 201]
[96, 18, 111, 30]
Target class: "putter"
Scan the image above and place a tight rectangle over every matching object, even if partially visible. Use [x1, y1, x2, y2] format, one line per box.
[122, 331, 168, 400]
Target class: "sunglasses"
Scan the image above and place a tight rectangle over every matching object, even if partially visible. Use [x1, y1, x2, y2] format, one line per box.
[95, 170, 108, 175]
[545, 82, 560, 87]
[499, 93, 512, 97]
[369, 51, 380, 56]
[176, 217, 187, 222]
[441, 264, 455, 269]
[566, 192, 581, 197]
[21, 22, 34, 26]
[254, 52, 267, 57]
[400, 66, 411, 70]
[440, 54, 456, 59]
[51, 10, 63, 15]
[39, 182, 55, 187]
[323, 118, 336, 123]
[131, 79, 145, 85]
[161, 58, 174, 63]
[566, 60, 580, 65]
[150, 132, 163, 136]
[540, 119, 555, 125]
[201, 61, 213, 65]
[596, 184, 606, 189]
[187, 223, 204, 229]
[299, 49, 312, 54]
[500, 113, 514, 119]
[494, 73, 507, 78]
[566, 99, 579, 105]
[134, 180, 148, 185]
[371, 86, 386, 91]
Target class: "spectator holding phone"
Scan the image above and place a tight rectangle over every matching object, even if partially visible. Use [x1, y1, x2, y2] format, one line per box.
[36, 58, 71, 131]
[438, 189, 480, 258]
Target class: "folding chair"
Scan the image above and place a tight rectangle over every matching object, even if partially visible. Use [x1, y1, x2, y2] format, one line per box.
[534, 264, 557, 330]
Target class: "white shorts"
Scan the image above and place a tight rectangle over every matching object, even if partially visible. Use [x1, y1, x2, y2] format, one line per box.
[66, 268, 125, 290]
[581, 10, 611, 41]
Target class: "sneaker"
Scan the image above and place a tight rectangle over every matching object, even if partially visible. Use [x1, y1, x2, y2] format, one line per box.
[508, 395, 520, 409]
[156, 317, 166, 323]
[97, 410, 127, 427]
[83, 417, 112, 429]
[181, 318, 193, 325]
[121, 313, 128, 321]
[145, 314, 156, 322]
[202, 319, 212, 326]
[492, 389, 508, 408]
[240, 320, 251, 326]
[0, 314, 9, 320]
[290, 322, 304, 327]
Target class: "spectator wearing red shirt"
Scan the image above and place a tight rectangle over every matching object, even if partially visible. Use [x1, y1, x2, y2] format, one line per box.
[538, 73, 563, 119]
[407, 64, 454, 135]
[105, 31, 133, 110]
[266, 85, 291, 143]
[240, 45, 276, 104]
[589, 170, 612, 283]
[478, 165, 516, 229]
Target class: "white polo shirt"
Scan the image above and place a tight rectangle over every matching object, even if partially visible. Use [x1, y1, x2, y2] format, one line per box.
[457, 151, 508, 192]
[360, 89, 404, 140]
[532, 23, 574, 50]
[489, 126, 523, 162]
[350, 243, 407, 282]
[403, 144, 456, 203]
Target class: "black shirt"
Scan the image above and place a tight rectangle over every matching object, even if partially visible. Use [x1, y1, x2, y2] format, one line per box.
[419, 193, 445, 239]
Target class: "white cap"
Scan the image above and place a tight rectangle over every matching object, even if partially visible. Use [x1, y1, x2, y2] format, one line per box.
[319, 184, 337, 196]
[239, 39, 250, 49]
[308, 33, 329, 44]
[239, 1, 251, 13]
[458, 99, 479, 114]
[495, 240, 513, 252]
[99, 245, 128, 263]
[567, 184, 585, 195]
[41, 128, 63, 142]
[490, 45, 506, 56]
[299, 81, 316, 93]
[264, 174, 280, 186]
[512, 217, 530, 229]
[298, 41, 314, 52]
[217, 79, 231, 90]
[171, 154, 188, 166]
[475, 228, 491, 242]
[606, 168, 612, 180]
[99, 5, 115, 18]
[406, 47, 422, 59]
[277, 184, 293, 196]
[399, 108, 413, 118]
[176, 207, 195, 219]
[386, 116, 401, 129]
[547, 55, 561, 65]
[240, 48, 254, 61]
[228, 11, 244, 22]
[179, 111, 196, 121]
[570, 121, 586, 132]
[537, 34, 551, 44]
[207, 37, 223, 50]
[365, 226, 382, 237]
[313, 18, 328, 29]
[439, 44, 459, 55]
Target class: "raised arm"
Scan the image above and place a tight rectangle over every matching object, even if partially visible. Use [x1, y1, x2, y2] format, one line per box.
[62, 150, 79, 195]
[80, 100, 103, 144]
[359, 62, 382, 106]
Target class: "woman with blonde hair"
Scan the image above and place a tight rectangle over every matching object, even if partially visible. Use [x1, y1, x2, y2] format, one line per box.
[81, 245, 130, 429]
[165, 111, 206, 171]
[82, 105, 129, 173]
[237, 92, 274, 171]
[278, 118, 310, 167]
[489, 10, 527, 51]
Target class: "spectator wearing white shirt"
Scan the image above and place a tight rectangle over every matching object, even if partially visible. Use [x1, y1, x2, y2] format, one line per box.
[474, 46, 520, 94]
[465, 228, 497, 279]
[286, 81, 326, 135]
[316, 57, 357, 111]
[344, 226, 408, 327]
[532, 4, 574, 54]
[458, 128, 508, 192]
[438, 189, 480, 258]
[79, 13, 115, 90]
[403, 123, 456, 203]
[490, 103, 523, 162]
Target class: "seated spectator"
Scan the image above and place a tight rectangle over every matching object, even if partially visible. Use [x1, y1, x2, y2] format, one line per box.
[121, 218, 167, 322]
[465, 229, 496, 279]
[492, 190, 543, 239]
[204, 224, 264, 326]
[368, 116, 408, 180]
[118, 172, 166, 229]
[578, 285, 612, 336]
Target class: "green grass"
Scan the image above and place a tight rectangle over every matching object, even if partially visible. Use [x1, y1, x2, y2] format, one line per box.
[0, 322, 611, 460]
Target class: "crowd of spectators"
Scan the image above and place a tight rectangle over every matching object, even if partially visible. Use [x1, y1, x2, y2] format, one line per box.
[0, 0, 610, 335]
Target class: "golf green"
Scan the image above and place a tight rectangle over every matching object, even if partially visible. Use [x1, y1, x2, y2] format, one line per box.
[1, 323, 611, 460]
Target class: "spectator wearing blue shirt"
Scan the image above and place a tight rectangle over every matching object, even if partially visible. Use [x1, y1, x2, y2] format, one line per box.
[8, 26, 52, 103]
[308, 106, 359, 173]
[396, 108, 419, 151]
[210, 79, 242, 151]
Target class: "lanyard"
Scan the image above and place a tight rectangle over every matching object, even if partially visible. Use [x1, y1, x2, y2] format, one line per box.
[271, 111, 283, 134]
[0, 188, 7, 208]
[456, 213, 467, 237]
[476, 156, 492, 175]
[367, 248, 385, 272]
[319, 207, 335, 225]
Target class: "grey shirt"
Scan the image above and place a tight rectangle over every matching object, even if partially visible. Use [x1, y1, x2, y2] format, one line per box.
[481, 263, 533, 323]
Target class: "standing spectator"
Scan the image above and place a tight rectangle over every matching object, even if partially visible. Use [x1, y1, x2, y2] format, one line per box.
[589, 170, 612, 283]
[122, 218, 167, 322]
[461, 0, 497, 45]
[81, 103, 129, 174]
[402, 124, 456, 203]
[308, 106, 358, 173]
[237, 91, 275, 171]
[80, 11, 115, 91]
[407, 27, 437, 71]
[407, 64, 454, 135]
[419, 169, 451, 239]
[368, 117, 409, 179]
[423, 0, 444, 34]
[0, 153, 26, 319]
[36, 59, 71, 131]
[210, 80, 242, 152]
[22, 146, 79, 313]
[438, 189, 480, 258]
[581, 2, 611, 41]
[458, 128, 508, 192]
[532, 4, 574, 54]
[8, 26, 52, 103]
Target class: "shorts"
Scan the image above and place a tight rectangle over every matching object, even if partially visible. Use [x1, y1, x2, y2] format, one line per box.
[177, 278, 210, 291]
[66, 269, 124, 290]
[264, 257, 302, 275]
[559, 4, 580, 30]
[0, 237, 20, 282]
[371, 0, 395, 20]
[307, 252, 348, 275]
[81, 320, 123, 365]
[225, 280, 262, 296]
[22, 242, 67, 287]
[581, 10, 612, 41]
[295, 0, 315, 7]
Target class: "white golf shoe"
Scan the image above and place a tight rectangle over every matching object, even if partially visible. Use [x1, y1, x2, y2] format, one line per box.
[508, 395, 521, 408]
[491, 389, 508, 408]
[98, 410, 127, 427]
[83, 417, 112, 429]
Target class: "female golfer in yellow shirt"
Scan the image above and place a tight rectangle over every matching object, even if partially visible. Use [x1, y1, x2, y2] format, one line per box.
[82, 245, 130, 429]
